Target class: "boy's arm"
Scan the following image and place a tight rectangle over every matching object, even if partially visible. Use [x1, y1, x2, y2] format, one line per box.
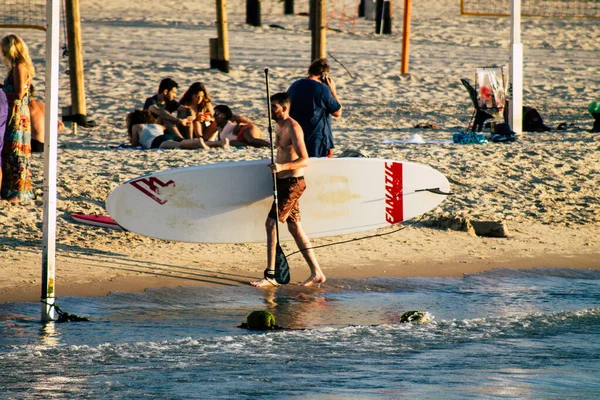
[130, 124, 142, 146]
[149, 104, 189, 126]
[232, 113, 252, 125]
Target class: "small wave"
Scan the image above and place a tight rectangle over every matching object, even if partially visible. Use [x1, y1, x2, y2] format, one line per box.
[328, 277, 459, 293]
[433, 307, 600, 343]
[4, 309, 596, 366]
[464, 267, 600, 281]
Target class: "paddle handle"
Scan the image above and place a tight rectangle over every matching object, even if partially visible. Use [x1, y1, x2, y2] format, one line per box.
[264, 68, 282, 244]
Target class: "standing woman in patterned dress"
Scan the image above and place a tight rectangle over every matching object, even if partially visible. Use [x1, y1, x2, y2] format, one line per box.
[1, 34, 35, 202]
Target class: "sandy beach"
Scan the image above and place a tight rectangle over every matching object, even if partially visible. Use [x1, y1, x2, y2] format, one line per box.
[0, 0, 598, 303]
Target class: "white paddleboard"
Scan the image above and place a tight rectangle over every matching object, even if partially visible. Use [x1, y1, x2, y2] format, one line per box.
[106, 158, 449, 243]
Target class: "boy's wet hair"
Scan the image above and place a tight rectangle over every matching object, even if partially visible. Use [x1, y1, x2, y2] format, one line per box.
[270, 92, 290, 107]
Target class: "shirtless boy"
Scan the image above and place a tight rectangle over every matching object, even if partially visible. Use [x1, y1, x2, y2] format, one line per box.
[251, 92, 326, 288]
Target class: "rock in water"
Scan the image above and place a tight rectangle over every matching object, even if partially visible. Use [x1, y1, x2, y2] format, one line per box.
[246, 311, 276, 330]
[400, 310, 430, 324]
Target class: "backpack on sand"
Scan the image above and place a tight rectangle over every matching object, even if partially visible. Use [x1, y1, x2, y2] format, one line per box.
[523, 106, 551, 132]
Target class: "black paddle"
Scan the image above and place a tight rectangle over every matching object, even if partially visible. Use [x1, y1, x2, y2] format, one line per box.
[264, 68, 290, 285]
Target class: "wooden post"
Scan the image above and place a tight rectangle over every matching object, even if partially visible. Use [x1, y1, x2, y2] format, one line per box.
[209, 38, 219, 69]
[215, 0, 230, 72]
[311, 0, 327, 61]
[400, 0, 411, 74]
[308, 0, 314, 30]
[64, 0, 87, 125]
[376, 0, 392, 34]
[364, 0, 376, 20]
[284, 0, 294, 15]
[246, 0, 261, 26]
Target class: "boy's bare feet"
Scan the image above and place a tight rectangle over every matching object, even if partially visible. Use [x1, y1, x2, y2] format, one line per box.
[250, 277, 280, 288]
[300, 273, 326, 287]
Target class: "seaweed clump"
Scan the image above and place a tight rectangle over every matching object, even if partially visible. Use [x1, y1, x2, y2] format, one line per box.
[239, 310, 282, 331]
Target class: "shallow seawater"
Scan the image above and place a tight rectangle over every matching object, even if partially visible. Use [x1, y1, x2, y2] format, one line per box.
[1, 268, 599, 399]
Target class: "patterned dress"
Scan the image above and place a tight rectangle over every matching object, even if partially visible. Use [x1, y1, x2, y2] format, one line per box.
[1, 71, 33, 202]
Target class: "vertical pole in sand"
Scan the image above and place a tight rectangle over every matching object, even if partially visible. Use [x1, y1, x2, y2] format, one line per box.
[509, 0, 523, 134]
[246, 0, 261, 26]
[215, 0, 230, 72]
[311, 0, 327, 61]
[400, 0, 411, 74]
[376, 0, 392, 34]
[41, 0, 61, 322]
[284, 0, 294, 15]
[64, 0, 87, 125]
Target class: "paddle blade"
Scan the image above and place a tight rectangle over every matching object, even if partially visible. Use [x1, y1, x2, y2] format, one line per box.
[274, 243, 290, 284]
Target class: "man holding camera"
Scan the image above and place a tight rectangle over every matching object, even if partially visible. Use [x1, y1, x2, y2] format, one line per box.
[287, 58, 342, 158]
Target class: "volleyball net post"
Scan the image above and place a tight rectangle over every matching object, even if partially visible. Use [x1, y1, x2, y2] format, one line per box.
[509, 0, 523, 134]
[41, 0, 61, 323]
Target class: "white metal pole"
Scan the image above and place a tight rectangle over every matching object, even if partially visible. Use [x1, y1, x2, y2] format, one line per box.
[41, 0, 60, 322]
[510, 0, 523, 134]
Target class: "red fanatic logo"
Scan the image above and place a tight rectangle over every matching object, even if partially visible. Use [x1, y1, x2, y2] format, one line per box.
[130, 177, 175, 205]
[385, 162, 403, 224]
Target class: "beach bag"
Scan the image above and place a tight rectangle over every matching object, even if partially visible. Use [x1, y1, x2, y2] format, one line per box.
[523, 106, 551, 132]
[452, 132, 487, 144]
[489, 123, 516, 143]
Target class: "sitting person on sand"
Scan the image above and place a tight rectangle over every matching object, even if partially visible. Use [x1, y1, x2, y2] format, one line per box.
[126, 109, 210, 150]
[143, 78, 190, 138]
[212, 104, 270, 148]
[176, 82, 218, 140]
[28, 84, 65, 153]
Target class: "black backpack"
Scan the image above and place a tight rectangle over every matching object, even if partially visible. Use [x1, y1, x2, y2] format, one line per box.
[523, 106, 551, 132]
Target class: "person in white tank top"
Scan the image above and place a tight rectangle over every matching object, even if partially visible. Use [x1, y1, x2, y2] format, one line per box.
[138, 123, 165, 149]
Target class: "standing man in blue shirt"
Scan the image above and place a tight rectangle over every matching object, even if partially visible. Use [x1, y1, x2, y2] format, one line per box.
[287, 58, 342, 157]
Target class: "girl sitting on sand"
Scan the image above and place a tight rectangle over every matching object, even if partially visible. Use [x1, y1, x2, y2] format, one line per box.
[126, 109, 214, 150]
[177, 82, 218, 141]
